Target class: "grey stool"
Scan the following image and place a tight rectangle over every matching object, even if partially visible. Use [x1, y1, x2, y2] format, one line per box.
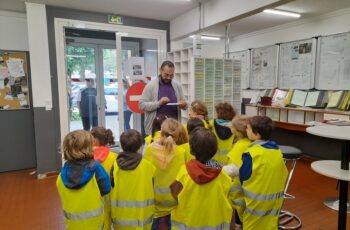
[278, 145, 303, 230]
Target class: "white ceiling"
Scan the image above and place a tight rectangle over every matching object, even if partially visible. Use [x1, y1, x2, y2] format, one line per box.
[201, 0, 350, 38]
[0, 0, 207, 21]
[1, 0, 350, 39]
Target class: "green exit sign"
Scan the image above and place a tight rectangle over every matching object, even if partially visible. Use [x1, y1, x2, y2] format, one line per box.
[108, 15, 123, 25]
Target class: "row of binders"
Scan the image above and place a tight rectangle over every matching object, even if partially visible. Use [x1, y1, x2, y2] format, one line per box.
[250, 89, 350, 110]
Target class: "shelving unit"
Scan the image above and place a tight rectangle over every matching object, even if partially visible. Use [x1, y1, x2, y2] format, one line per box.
[193, 57, 242, 119]
[245, 104, 350, 131]
[167, 47, 194, 123]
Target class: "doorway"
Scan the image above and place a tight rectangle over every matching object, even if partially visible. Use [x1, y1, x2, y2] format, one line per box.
[57, 23, 166, 144]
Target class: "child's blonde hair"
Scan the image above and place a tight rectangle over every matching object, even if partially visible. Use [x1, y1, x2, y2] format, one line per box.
[63, 130, 94, 161]
[231, 115, 250, 138]
[159, 118, 188, 153]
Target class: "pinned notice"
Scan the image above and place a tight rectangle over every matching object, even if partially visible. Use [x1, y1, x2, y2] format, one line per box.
[7, 58, 25, 77]
[0, 67, 8, 79]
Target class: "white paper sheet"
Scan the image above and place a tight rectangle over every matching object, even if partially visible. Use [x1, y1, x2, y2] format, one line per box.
[6, 58, 25, 77]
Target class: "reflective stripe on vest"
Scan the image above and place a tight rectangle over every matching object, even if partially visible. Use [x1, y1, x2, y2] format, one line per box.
[232, 199, 245, 207]
[245, 207, 280, 217]
[172, 221, 230, 230]
[112, 215, 153, 227]
[154, 188, 170, 194]
[63, 204, 104, 220]
[243, 188, 284, 201]
[216, 150, 229, 155]
[155, 200, 177, 207]
[111, 199, 154, 208]
[230, 185, 242, 193]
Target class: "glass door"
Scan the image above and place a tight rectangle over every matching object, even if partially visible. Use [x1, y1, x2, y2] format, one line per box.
[116, 34, 159, 136]
[65, 43, 101, 131]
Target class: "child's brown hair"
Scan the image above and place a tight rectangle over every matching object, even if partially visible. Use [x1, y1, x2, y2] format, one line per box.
[190, 100, 211, 127]
[215, 102, 236, 120]
[120, 129, 143, 153]
[190, 100, 208, 117]
[231, 115, 250, 139]
[63, 130, 94, 161]
[151, 115, 167, 142]
[159, 118, 188, 153]
[248, 116, 274, 140]
[187, 117, 205, 135]
[190, 127, 217, 163]
[91, 127, 115, 146]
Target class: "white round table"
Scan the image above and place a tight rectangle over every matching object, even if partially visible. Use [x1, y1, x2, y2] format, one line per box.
[307, 126, 350, 230]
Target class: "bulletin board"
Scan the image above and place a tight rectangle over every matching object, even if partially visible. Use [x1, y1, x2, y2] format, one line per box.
[315, 31, 350, 90]
[278, 38, 317, 89]
[250, 45, 279, 89]
[230, 50, 250, 89]
[0, 50, 31, 110]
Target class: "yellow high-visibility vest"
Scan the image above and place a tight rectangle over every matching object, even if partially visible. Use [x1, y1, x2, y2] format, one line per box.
[144, 144, 187, 218]
[110, 159, 156, 230]
[145, 131, 161, 144]
[56, 174, 104, 230]
[178, 143, 193, 162]
[227, 138, 251, 168]
[209, 120, 235, 165]
[99, 151, 117, 230]
[100, 152, 117, 175]
[239, 143, 288, 230]
[171, 165, 234, 230]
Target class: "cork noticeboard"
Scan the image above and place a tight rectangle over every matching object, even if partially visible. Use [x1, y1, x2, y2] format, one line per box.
[0, 51, 31, 110]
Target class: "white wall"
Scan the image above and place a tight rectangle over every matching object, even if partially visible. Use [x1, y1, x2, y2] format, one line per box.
[26, 3, 52, 109]
[0, 10, 28, 51]
[171, 38, 225, 58]
[229, 8, 350, 52]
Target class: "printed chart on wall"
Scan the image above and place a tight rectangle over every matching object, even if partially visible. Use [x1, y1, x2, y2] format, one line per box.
[278, 38, 316, 89]
[0, 51, 30, 110]
[316, 32, 350, 90]
[250, 45, 279, 89]
[230, 50, 250, 89]
[193, 58, 242, 118]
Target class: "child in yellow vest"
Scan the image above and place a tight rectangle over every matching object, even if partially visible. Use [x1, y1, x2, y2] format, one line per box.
[209, 102, 236, 165]
[170, 127, 234, 230]
[144, 118, 188, 230]
[223, 115, 251, 230]
[145, 115, 167, 145]
[179, 117, 205, 160]
[224, 115, 251, 175]
[184, 100, 210, 133]
[232, 116, 288, 230]
[91, 127, 118, 174]
[110, 129, 156, 230]
[56, 130, 111, 230]
[91, 127, 118, 230]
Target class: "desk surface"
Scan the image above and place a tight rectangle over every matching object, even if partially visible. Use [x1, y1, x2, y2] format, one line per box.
[306, 125, 350, 140]
[311, 160, 350, 181]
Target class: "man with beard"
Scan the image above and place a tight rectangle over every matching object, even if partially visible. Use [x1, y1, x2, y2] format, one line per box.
[139, 61, 187, 135]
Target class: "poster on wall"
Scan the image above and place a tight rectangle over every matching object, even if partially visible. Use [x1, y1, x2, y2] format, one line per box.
[278, 38, 316, 89]
[250, 45, 279, 89]
[0, 51, 31, 110]
[124, 57, 145, 81]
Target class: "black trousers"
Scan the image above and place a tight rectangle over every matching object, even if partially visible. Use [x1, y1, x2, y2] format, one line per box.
[81, 116, 97, 131]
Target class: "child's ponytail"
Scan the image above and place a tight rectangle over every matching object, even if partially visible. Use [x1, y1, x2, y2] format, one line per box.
[105, 129, 115, 146]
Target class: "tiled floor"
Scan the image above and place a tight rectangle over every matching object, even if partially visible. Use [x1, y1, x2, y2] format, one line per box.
[0, 158, 349, 229]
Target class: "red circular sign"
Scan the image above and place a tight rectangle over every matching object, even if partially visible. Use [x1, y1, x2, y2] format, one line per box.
[126, 82, 146, 114]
